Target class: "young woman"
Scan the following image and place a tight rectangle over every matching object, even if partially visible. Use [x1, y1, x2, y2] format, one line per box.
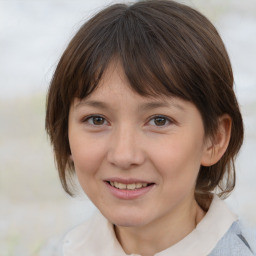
[46, 1, 255, 255]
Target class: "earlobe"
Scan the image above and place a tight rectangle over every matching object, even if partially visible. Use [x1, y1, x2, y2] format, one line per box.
[201, 115, 232, 167]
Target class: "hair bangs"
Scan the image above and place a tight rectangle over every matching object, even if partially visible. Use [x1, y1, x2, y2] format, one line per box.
[71, 4, 196, 102]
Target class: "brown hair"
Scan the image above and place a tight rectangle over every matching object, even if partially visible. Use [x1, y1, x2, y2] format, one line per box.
[45, 0, 243, 202]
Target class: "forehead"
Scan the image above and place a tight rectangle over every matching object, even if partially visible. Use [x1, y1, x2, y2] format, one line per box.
[75, 61, 173, 103]
[72, 53, 190, 108]
[73, 63, 187, 113]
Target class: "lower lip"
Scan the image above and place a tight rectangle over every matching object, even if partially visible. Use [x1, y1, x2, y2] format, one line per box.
[105, 182, 154, 200]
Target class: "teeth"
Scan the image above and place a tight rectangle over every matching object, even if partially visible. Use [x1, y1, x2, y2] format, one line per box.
[142, 183, 147, 187]
[127, 184, 136, 190]
[114, 181, 126, 189]
[135, 183, 142, 189]
[109, 182, 149, 190]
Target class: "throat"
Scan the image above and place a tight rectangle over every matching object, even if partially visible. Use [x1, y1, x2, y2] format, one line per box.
[114, 200, 206, 256]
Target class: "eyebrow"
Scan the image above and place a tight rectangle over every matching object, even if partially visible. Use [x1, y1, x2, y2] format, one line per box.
[75, 100, 108, 110]
[139, 101, 185, 112]
[75, 99, 185, 112]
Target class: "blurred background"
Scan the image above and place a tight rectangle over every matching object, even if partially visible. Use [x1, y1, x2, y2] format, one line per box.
[0, 0, 255, 255]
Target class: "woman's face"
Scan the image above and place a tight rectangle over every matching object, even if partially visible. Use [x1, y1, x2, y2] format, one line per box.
[68, 63, 210, 228]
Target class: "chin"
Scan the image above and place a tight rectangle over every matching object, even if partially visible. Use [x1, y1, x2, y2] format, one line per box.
[103, 209, 151, 228]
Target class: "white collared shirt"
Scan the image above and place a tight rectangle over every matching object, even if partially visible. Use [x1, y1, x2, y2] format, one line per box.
[62, 195, 238, 256]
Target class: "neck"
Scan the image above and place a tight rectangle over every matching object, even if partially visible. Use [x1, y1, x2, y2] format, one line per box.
[114, 197, 205, 256]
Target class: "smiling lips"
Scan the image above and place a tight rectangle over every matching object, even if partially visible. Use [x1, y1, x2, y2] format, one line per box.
[109, 181, 149, 190]
[105, 179, 155, 200]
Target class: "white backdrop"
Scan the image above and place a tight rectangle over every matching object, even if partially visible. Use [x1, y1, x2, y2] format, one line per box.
[0, 1, 255, 255]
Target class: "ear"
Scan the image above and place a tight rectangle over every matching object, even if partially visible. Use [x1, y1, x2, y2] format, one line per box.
[201, 114, 232, 166]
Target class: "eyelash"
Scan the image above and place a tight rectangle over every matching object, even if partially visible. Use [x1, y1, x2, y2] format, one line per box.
[82, 115, 173, 128]
[82, 115, 109, 126]
[147, 115, 173, 127]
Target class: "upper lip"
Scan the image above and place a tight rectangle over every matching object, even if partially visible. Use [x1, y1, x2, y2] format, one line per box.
[104, 177, 154, 184]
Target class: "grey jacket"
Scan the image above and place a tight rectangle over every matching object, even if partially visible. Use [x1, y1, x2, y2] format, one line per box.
[209, 221, 256, 255]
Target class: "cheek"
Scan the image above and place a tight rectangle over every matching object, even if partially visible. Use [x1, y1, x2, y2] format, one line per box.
[69, 138, 107, 200]
[69, 136, 106, 178]
[150, 134, 204, 184]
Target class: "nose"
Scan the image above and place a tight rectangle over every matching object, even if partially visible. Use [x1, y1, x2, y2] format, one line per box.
[107, 125, 145, 170]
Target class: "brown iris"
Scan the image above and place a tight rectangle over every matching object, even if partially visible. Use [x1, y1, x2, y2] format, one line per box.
[154, 117, 167, 126]
[92, 116, 105, 125]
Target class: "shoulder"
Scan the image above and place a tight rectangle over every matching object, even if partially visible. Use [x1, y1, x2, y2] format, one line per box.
[61, 214, 98, 256]
[209, 220, 256, 256]
[63, 212, 101, 244]
[61, 211, 124, 256]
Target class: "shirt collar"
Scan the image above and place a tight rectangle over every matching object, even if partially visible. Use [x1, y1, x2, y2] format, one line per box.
[63, 194, 237, 256]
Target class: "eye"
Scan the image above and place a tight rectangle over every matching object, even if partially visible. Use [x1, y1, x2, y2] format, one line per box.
[84, 115, 108, 126]
[148, 116, 171, 127]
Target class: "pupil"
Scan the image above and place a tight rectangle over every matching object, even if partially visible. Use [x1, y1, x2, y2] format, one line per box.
[154, 117, 166, 126]
[93, 117, 104, 125]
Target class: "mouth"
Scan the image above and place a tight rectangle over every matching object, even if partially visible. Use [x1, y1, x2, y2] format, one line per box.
[104, 179, 155, 200]
[106, 181, 154, 190]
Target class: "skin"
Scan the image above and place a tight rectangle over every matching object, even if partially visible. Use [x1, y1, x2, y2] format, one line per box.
[68, 62, 231, 256]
